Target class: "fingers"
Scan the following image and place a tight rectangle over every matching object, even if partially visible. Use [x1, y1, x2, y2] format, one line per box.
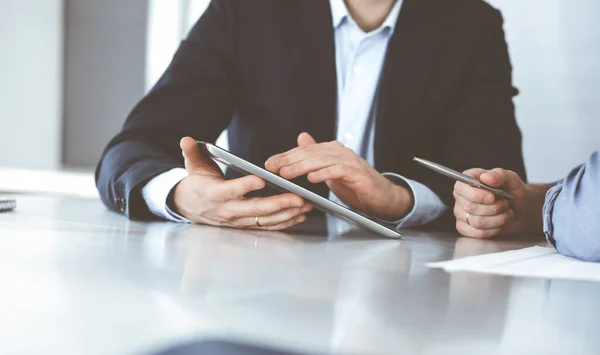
[256, 214, 308, 231]
[266, 141, 347, 173]
[454, 193, 510, 216]
[454, 203, 514, 230]
[307, 164, 361, 184]
[454, 181, 497, 205]
[477, 168, 510, 188]
[297, 132, 318, 147]
[279, 155, 341, 180]
[480, 168, 524, 190]
[219, 195, 314, 230]
[456, 219, 502, 239]
[234, 206, 310, 229]
[462, 168, 489, 179]
[221, 193, 306, 218]
[180, 137, 222, 175]
[214, 175, 266, 200]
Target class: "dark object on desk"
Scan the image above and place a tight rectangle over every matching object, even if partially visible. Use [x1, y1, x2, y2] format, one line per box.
[153, 340, 314, 355]
[0, 199, 16, 213]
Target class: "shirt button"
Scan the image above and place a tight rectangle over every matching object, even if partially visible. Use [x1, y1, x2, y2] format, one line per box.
[353, 65, 364, 75]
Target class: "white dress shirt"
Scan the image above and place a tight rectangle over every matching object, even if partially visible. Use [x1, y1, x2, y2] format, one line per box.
[142, 0, 447, 228]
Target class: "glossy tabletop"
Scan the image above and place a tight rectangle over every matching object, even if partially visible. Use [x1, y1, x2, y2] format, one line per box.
[0, 195, 598, 355]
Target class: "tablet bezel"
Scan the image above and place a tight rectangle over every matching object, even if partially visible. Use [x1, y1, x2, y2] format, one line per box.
[197, 141, 402, 239]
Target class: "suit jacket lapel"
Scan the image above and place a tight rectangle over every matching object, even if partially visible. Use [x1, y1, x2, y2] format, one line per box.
[375, 0, 452, 171]
[285, 0, 338, 144]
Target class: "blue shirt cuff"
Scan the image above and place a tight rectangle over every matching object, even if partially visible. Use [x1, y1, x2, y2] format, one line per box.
[381, 173, 448, 228]
[543, 181, 564, 247]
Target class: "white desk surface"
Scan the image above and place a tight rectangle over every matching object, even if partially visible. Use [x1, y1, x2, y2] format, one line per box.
[0, 195, 598, 355]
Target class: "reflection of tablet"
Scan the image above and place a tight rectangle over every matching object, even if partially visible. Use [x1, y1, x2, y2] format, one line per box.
[198, 142, 402, 239]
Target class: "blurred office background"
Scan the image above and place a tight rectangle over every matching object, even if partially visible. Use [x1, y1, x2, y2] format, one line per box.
[0, 0, 599, 183]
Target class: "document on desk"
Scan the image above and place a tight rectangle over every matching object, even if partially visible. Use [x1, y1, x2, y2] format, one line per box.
[428, 246, 600, 283]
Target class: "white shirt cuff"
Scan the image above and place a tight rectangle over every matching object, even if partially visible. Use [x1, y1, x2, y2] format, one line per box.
[141, 168, 192, 223]
[382, 173, 448, 228]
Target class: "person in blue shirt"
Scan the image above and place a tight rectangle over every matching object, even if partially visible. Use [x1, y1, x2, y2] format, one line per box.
[452, 150, 600, 262]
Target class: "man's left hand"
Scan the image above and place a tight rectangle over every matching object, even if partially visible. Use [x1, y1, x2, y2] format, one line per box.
[265, 133, 414, 220]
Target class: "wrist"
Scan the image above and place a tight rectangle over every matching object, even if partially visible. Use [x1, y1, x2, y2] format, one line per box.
[377, 182, 414, 221]
[171, 177, 191, 219]
[521, 183, 553, 234]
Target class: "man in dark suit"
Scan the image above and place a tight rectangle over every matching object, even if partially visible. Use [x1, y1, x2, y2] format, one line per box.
[96, 0, 526, 231]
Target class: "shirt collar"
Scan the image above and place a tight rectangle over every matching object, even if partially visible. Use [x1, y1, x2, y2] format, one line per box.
[330, 0, 403, 33]
[330, 0, 350, 29]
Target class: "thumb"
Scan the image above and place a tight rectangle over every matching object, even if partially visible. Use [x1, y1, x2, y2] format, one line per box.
[297, 132, 318, 147]
[480, 168, 523, 190]
[180, 137, 222, 176]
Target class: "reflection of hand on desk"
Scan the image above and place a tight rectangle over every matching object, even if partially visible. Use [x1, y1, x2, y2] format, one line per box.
[175, 224, 305, 296]
[449, 237, 540, 300]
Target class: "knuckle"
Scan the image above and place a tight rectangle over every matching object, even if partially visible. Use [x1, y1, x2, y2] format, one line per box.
[462, 200, 476, 213]
[219, 209, 235, 222]
[473, 230, 488, 239]
[490, 204, 500, 215]
[456, 221, 465, 235]
[493, 203, 506, 215]
[317, 155, 331, 166]
[224, 188, 238, 200]
[278, 200, 289, 210]
[453, 204, 462, 218]
[250, 206, 262, 217]
[454, 181, 462, 191]
[475, 193, 488, 205]
[332, 141, 344, 148]
[252, 200, 270, 216]
[244, 180, 256, 191]
[463, 169, 478, 177]
[470, 216, 484, 229]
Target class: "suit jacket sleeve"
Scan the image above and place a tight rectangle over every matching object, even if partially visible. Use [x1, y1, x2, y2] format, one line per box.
[431, 9, 527, 214]
[95, 0, 238, 219]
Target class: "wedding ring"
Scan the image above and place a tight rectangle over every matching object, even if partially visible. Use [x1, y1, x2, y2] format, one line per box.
[465, 213, 471, 226]
[255, 216, 262, 227]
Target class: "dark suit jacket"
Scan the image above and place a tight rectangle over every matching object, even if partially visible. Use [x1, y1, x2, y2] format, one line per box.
[96, 0, 527, 228]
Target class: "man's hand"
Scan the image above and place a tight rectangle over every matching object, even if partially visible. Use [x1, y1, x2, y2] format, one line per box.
[265, 133, 413, 221]
[453, 168, 530, 238]
[172, 137, 313, 230]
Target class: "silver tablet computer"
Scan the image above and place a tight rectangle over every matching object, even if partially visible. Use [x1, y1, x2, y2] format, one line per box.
[198, 142, 402, 239]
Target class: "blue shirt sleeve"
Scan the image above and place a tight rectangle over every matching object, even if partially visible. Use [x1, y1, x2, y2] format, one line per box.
[543, 150, 600, 262]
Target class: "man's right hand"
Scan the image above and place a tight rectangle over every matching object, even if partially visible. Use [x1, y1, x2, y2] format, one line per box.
[171, 137, 313, 230]
[453, 168, 530, 239]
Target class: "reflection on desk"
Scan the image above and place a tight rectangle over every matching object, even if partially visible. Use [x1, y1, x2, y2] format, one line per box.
[0, 195, 598, 355]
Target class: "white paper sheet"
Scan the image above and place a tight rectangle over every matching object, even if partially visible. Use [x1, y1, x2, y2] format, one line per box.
[428, 246, 600, 283]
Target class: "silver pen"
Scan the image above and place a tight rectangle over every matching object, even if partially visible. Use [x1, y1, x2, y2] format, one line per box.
[414, 157, 514, 200]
